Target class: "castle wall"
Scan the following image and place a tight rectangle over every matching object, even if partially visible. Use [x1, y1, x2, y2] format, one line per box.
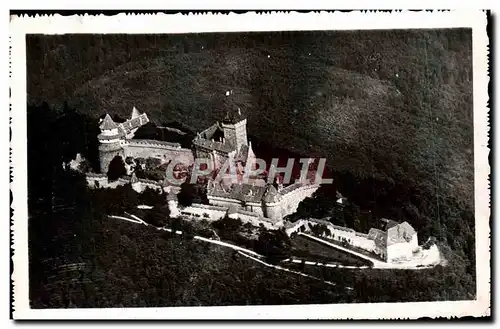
[86, 174, 108, 188]
[207, 195, 243, 210]
[386, 234, 419, 263]
[284, 219, 309, 236]
[86, 174, 167, 193]
[180, 203, 280, 230]
[207, 196, 267, 217]
[411, 234, 419, 250]
[131, 180, 163, 193]
[285, 219, 379, 254]
[123, 140, 194, 165]
[387, 241, 414, 263]
[279, 184, 319, 218]
[86, 175, 130, 189]
[181, 204, 228, 221]
[221, 125, 237, 149]
[233, 211, 277, 230]
[234, 121, 248, 149]
[242, 202, 265, 217]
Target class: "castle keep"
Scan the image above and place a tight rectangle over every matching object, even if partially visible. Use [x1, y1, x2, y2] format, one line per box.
[192, 109, 255, 170]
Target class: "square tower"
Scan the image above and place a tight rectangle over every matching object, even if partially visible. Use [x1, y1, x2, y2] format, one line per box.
[221, 118, 248, 151]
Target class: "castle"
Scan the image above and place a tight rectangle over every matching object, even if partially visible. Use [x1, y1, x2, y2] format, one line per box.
[92, 106, 319, 225]
[98, 107, 256, 175]
[88, 106, 429, 264]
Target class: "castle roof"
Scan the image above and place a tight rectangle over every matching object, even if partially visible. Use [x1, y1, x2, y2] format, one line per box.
[386, 221, 416, 246]
[193, 137, 234, 153]
[193, 122, 234, 153]
[131, 106, 141, 119]
[199, 123, 221, 140]
[368, 228, 387, 249]
[118, 113, 149, 136]
[208, 180, 267, 203]
[381, 218, 400, 230]
[262, 184, 281, 203]
[100, 114, 118, 131]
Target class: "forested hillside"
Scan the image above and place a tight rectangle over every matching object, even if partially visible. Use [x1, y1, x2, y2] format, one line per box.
[26, 29, 477, 304]
[26, 30, 473, 206]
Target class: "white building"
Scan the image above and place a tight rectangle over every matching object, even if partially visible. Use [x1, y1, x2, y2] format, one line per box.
[285, 217, 419, 263]
[384, 220, 419, 262]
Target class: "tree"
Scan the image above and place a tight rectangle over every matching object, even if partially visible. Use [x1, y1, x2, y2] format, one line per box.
[107, 155, 126, 182]
[255, 229, 292, 263]
[182, 222, 195, 240]
[177, 182, 197, 207]
[212, 216, 242, 233]
[171, 217, 182, 236]
[144, 209, 168, 227]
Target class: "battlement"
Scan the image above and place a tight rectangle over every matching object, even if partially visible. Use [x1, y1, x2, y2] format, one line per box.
[279, 181, 318, 196]
[125, 139, 182, 149]
[193, 137, 234, 153]
[86, 173, 107, 178]
[185, 203, 229, 212]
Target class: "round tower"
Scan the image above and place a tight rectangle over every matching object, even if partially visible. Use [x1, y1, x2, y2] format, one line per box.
[98, 114, 124, 173]
[262, 184, 283, 220]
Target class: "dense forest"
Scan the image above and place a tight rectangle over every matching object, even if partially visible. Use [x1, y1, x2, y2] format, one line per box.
[26, 29, 477, 307]
[26, 30, 474, 203]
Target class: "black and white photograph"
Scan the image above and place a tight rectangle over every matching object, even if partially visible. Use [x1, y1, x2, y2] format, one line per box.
[10, 11, 490, 319]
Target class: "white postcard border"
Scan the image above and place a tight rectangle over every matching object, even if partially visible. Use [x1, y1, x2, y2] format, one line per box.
[10, 11, 490, 319]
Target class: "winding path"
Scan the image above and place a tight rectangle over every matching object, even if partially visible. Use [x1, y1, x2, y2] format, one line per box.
[298, 233, 439, 270]
[298, 232, 387, 268]
[108, 214, 352, 288]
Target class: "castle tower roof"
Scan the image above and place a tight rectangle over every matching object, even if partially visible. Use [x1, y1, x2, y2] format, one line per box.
[130, 172, 139, 184]
[131, 106, 141, 119]
[162, 175, 170, 187]
[262, 184, 280, 203]
[386, 221, 417, 246]
[247, 141, 255, 162]
[99, 114, 118, 131]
